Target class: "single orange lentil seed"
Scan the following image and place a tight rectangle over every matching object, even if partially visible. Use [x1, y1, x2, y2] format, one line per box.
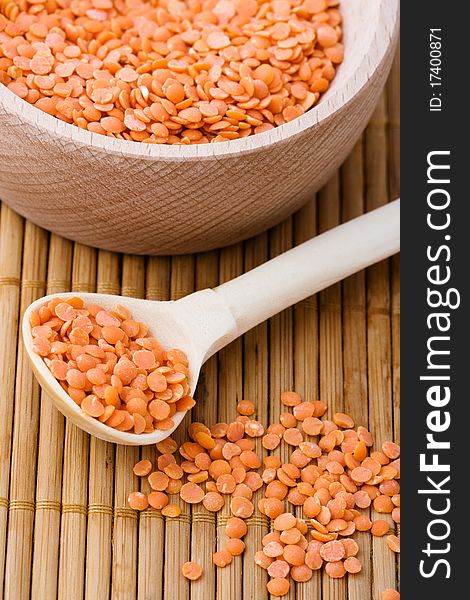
[181, 561, 203, 581]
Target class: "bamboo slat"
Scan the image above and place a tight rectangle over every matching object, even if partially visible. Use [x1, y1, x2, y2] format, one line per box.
[4, 222, 48, 600]
[365, 96, 397, 598]
[386, 47, 400, 206]
[31, 234, 72, 600]
[0, 205, 23, 599]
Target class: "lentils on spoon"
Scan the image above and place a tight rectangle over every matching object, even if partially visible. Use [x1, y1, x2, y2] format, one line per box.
[30, 296, 194, 434]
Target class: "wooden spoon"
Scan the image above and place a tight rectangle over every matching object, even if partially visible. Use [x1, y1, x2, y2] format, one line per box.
[22, 199, 400, 445]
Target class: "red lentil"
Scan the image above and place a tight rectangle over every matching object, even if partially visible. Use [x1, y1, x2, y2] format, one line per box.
[281, 391, 302, 407]
[373, 495, 394, 514]
[180, 482, 205, 504]
[226, 516, 248, 539]
[267, 577, 290, 597]
[267, 559, 290, 579]
[181, 561, 203, 581]
[290, 564, 313, 583]
[283, 544, 305, 566]
[344, 556, 362, 574]
[273, 512, 297, 531]
[212, 550, 232, 568]
[161, 504, 181, 518]
[237, 399, 255, 416]
[279, 412, 297, 429]
[263, 497, 284, 519]
[371, 520, 391, 537]
[127, 491, 148, 511]
[342, 538, 359, 558]
[226, 538, 245, 556]
[325, 560, 346, 579]
[147, 491, 169, 510]
[133, 459, 152, 477]
[264, 541, 285, 558]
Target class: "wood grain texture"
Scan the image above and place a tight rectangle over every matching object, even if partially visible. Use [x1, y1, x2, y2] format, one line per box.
[4, 222, 48, 600]
[0, 1, 399, 255]
[0, 47, 400, 600]
[0, 205, 23, 599]
[31, 234, 71, 600]
[365, 96, 397, 600]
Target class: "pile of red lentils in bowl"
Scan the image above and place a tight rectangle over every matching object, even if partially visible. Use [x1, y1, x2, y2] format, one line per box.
[128, 392, 400, 597]
[30, 296, 194, 434]
[0, 0, 343, 144]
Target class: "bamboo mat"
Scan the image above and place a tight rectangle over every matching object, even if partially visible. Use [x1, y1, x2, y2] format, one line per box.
[0, 53, 400, 600]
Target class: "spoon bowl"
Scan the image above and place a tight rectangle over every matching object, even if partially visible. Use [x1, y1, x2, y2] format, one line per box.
[23, 200, 400, 445]
[23, 289, 237, 444]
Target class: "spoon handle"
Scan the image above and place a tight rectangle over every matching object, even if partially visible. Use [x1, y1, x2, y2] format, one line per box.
[214, 199, 400, 338]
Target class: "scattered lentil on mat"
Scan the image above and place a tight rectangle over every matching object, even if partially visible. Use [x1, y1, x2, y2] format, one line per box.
[30, 296, 194, 434]
[126, 390, 400, 595]
[181, 561, 203, 580]
[0, 0, 343, 144]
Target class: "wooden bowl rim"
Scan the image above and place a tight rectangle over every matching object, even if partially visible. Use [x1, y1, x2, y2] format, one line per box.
[0, 0, 398, 161]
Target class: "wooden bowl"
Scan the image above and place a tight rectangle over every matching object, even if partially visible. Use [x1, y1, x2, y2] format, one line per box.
[0, 0, 399, 255]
